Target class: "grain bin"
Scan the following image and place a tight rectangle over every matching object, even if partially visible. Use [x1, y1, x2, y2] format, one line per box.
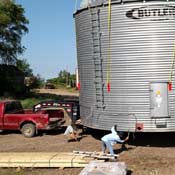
[74, 0, 175, 132]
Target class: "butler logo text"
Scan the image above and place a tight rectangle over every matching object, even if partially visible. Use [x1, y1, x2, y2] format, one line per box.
[126, 5, 175, 20]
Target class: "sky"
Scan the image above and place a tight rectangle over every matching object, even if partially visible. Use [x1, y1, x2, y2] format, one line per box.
[15, 0, 81, 80]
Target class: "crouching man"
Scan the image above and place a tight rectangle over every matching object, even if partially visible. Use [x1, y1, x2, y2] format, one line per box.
[64, 121, 79, 142]
[101, 126, 129, 158]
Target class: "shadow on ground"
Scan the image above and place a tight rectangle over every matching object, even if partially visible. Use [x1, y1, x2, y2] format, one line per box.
[2, 125, 175, 148]
[86, 128, 175, 148]
[129, 132, 175, 147]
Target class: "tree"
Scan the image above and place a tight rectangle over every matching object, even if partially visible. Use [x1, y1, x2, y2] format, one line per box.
[16, 59, 33, 76]
[16, 59, 45, 89]
[58, 70, 70, 84]
[57, 70, 76, 87]
[47, 70, 76, 88]
[29, 74, 45, 89]
[0, 0, 29, 64]
[0, 64, 26, 96]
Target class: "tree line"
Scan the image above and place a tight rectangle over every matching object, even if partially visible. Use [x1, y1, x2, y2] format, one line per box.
[46, 70, 76, 89]
[0, 1, 43, 96]
[0, 0, 76, 97]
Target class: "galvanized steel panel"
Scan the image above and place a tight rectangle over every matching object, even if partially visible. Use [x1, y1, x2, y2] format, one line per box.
[75, 1, 175, 132]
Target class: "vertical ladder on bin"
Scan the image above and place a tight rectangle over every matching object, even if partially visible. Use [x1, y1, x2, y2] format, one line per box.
[90, 7, 104, 109]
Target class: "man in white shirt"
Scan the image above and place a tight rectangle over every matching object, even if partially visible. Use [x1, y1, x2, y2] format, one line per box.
[64, 122, 78, 142]
[101, 126, 129, 156]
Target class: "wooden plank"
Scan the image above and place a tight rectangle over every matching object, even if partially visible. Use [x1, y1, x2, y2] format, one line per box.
[0, 152, 101, 168]
[0, 162, 88, 168]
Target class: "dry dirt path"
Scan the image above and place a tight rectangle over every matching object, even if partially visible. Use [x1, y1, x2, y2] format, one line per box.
[1, 130, 175, 175]
[34, 89, 79, 97]
[1, 90, 175, 175]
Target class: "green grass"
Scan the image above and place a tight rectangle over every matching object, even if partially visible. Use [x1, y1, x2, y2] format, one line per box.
[66, 87, 78, 93]
[0, 88, 79, 109]
[20, 98, 41, 109]
[20, 90, 78, 109]
[19, 91, 64, 109]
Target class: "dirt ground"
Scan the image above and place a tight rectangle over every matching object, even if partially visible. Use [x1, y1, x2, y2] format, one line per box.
[34, 89, 79, 97]
[1, 91, 175, 175]
[1, 128, 175, 175]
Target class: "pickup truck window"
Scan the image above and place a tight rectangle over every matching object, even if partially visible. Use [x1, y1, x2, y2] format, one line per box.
[5, 101, 23, 114]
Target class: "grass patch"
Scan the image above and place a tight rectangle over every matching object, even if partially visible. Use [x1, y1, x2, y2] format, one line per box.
[20, 90, 78, 109]
[20, 98, 41, 109]
[1, 88, 79, 109]
[65, 87, 78, 93]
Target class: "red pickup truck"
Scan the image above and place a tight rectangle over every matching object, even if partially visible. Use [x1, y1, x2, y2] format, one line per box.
[0, 100, 64, 137]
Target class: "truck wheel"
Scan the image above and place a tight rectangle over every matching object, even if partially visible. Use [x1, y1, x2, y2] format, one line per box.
[21, 123, 36, 138]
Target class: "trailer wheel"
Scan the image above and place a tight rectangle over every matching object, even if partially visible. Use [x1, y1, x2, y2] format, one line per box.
[21, 123, 36, 138]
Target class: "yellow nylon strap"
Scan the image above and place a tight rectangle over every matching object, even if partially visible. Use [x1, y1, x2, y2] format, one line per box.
[107, 0, 111, 86]
[169, 42, 175, 83]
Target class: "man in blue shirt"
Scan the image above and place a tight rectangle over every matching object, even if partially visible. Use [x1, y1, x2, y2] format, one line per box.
[101, 126, 129, 156]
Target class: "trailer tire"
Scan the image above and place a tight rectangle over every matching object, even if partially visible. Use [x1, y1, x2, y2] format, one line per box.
[21, 123, 36, 138]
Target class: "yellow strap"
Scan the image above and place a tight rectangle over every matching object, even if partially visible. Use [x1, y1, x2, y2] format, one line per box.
[107, 0, 111, 85]
[169, 42, 175, 83]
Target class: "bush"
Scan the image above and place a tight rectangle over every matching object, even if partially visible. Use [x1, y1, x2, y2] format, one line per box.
[0, 65, 27, 96]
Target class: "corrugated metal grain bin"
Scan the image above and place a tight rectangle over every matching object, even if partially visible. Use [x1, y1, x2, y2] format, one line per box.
[74, 0, 175, 132]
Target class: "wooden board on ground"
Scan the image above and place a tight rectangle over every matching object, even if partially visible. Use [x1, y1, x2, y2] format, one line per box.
[0, 152, 104, 168]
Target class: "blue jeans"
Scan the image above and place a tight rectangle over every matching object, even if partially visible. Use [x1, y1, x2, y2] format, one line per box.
[102, 141, 114, 155]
